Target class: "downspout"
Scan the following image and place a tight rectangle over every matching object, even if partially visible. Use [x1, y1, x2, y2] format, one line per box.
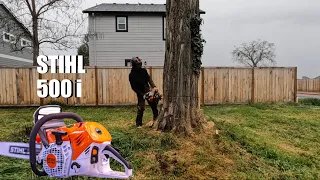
[93, 13, 97, 66]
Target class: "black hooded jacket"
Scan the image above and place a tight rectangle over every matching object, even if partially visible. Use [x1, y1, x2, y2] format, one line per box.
[129, 67, 156, 97]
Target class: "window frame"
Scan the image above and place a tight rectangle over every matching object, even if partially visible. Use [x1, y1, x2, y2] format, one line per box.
[162, 16, 166, 41]
[21, 38, 32, 48]
[115, 16, 128, 32]
[3, 31, 16, 43]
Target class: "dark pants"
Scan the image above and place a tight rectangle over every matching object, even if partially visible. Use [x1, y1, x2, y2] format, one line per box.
[136, 95, 159, 126]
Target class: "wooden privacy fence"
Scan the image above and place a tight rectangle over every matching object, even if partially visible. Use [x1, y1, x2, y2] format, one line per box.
[297, 79, 320, 92]
[202, 67, 297, 104]
[0, 67, 297, 106]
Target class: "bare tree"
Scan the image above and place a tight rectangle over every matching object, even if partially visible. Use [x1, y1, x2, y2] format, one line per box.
[156, 0, 206, 136]
[231, 39, 276, 67]
[3, 0, 86, 65]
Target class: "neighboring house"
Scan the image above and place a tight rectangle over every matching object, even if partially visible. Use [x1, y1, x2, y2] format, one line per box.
[82, 3, 205, 67]
[0, 1, 33, 67]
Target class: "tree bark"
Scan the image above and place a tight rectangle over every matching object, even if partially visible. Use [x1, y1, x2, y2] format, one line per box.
[31, 0, 39, 66]
[32, 21, 39, 66]
[157, 0, 205, 136]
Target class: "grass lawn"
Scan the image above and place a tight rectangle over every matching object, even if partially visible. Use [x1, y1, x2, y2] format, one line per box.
[0, 102, 319, 179]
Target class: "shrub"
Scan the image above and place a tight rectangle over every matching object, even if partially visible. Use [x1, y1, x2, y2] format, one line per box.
[299, 98, 320, 106]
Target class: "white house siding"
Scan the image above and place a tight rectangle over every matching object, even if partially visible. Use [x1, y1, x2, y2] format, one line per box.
[0, 40, 33, 66]
[88, 13, 165, 67]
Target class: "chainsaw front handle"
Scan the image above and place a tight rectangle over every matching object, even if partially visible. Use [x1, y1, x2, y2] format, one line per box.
[29, 112, 84, 176]
[102, 145, 133, 178]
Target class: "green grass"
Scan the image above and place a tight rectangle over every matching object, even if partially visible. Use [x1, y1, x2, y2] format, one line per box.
[0, 103, 319, 179]
[204, 103, 320, 179]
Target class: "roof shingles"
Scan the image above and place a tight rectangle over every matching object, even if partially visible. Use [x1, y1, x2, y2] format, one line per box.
[83, 3, 205, 14]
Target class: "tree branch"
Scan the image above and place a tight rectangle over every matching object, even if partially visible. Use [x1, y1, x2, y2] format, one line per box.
[24, 0, 33, 14]
[36, 0, 61, 16]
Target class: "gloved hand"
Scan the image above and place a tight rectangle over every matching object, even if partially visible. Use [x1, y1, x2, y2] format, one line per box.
[153, 87, 158, 92]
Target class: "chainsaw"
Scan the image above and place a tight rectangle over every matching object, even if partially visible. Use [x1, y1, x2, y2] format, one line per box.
[145, 88, 162, 105]
[0, 105, 133, 179]
[144, 89, 162, 128]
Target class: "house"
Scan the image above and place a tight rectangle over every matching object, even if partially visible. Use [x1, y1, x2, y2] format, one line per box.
[82, 3, 205, 67]
[0, 1, 33, 67]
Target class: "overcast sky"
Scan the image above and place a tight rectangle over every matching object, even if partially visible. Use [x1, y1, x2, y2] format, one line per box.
[54, 0, 320, 78]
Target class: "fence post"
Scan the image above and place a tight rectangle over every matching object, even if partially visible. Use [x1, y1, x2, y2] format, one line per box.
[294, 67, 297, 102]
[251, 67, 255, 104]
[95, 66, 99, 106]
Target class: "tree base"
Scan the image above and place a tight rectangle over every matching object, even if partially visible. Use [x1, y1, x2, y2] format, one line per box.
[154, 104, 207, 136]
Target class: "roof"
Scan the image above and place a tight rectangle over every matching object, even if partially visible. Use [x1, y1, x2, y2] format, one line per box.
[83, 3, 206, 14]
[0, 1, 32, 37]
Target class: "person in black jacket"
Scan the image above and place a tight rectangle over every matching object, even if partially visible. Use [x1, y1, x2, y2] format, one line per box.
[129, 57, 159, 128]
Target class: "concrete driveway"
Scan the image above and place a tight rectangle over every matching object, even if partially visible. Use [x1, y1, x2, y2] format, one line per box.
[297, 92, 320, 99]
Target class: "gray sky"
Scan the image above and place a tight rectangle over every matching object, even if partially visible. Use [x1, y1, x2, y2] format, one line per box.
[48, 0, 320, 78]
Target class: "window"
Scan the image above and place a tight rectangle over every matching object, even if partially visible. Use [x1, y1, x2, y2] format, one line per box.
[125, 59, 131, 66]
[21, 38, 32, 48]
[3, 32, 16, 43]
[163, 16, 166, 40]
[116, 16, 128, 32]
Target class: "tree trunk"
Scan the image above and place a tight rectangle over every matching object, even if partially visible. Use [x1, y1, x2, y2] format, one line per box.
[157, 0, 205, 136]
[31, 0, 39, 66]
[32, 26, 39, 66]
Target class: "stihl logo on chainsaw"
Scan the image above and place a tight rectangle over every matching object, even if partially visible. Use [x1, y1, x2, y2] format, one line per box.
[46, 154, 57, 168]
[9, 146, 30, 155]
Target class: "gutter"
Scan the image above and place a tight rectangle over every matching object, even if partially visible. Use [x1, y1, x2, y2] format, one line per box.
[93, 13, 97, 66]
[82, 10, 206, 14]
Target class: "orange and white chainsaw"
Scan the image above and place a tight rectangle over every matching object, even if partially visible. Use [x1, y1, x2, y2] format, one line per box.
[0, 105, 133, 179]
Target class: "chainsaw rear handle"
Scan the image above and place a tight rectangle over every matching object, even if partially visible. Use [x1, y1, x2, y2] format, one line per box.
[29, 112, 84, 176]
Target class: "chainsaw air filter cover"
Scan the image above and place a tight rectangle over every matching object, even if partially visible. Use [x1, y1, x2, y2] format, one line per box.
[42, 142, 72, 178]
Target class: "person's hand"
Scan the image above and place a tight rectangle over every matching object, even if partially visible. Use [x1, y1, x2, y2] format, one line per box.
[153, 87, 158, 92]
